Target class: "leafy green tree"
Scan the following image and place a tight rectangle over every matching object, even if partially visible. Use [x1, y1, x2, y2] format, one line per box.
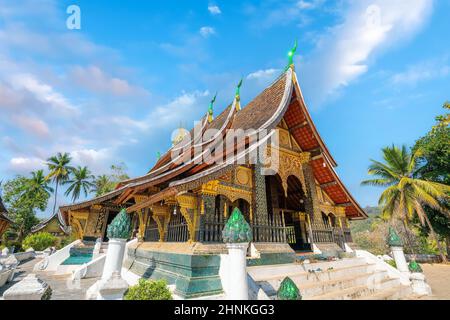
[2, 176, 50, 241]
[110, 163, 130, 182]
[29, 170, 54, 197]
[412, 102, 450, 256]
[93, 175, 114, 197]
[93, 163, 130, 196]
[46, 152, 74, 214]
[64, 166, 95, 203]
[362, 145, 450, 262]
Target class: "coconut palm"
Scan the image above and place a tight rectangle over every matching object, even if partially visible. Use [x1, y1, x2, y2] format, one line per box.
[64, 166, 95, 203]
[362, 145, 450, 262]
[46, 152, 74, 214]
[29, 170, 54, 197]
[93, 174, 114, 197]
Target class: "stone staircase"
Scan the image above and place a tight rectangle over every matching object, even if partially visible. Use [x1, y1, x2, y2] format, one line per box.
[248, 257, 417, 300]
[99, 242, 108, 255]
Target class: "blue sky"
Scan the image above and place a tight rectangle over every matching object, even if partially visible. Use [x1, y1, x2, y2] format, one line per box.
[0, 0, 449, 218]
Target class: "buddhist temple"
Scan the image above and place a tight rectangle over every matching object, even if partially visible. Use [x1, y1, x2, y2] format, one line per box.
[31, 212, 68, 238]
[50, 60, 367, 297]
[0, 196, 13, 239]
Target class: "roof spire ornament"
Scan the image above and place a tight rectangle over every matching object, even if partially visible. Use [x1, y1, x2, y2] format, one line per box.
[286, 40, 298, 71]
[156, 151, 161, 161]
[235, 78, 243, 111]
[208, 92, 217, 123]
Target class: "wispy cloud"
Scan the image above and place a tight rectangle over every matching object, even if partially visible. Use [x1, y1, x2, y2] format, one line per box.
[11, 115, 50, 138]
[208, 4, 221, 15]
[300, 0, 434, 106]
[247, 68, 279, 80]
[391, 57, 450, 86]
[9, 73, 77, 114]
[69, 65, 149, 96]
[199, 26, 216, 38]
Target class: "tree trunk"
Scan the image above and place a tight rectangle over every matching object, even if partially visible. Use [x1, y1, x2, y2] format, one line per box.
[424, 213, 447, 263]
[402, 219, 416, 255]
[52, 180, 59, 215]
[446, 235, 450, 259]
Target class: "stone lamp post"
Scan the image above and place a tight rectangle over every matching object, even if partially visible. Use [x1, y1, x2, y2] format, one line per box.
[102, 209, 131, 280]
[86, 209, 131, 300]
[408, 260, 432, 296]
[222, 208, 253, 300]
[387, 226, 409, 274]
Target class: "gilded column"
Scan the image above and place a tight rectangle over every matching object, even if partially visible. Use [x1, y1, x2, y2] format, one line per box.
[253, 164, 269, 242]
[302, 162, 322, 225]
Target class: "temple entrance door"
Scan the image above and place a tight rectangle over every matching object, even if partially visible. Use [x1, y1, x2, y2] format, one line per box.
[266, 174, 312, 252]
[284, 211, 310, 251]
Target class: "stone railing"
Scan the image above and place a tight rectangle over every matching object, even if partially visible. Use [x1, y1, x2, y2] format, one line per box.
[34, 239, 81, 271]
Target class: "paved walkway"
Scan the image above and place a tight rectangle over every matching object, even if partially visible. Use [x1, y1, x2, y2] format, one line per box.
[1, 258, 98, 300]
[418, 263, 450, 300]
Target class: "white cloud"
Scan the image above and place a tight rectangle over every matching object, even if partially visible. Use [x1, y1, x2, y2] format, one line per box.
[149, 90, 210, 127]
[247, 68, 280, 80]
[9, 73, 77, 114]
[69, 66, 148, 96]
[296, 0, 322, 10]
[71, 148, 113, 174]
[11, 115, 50, 138]
[9, 156, 45, 173]
[199, 26, 216, 38]
[391, 58, 450, 86]
[301, 0, 434, 105]
[208, 4, 222, 15]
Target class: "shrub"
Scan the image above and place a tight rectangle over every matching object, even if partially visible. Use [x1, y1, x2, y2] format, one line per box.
[386, 259, 397, 269]
[57, 234, 77, 249]
[124, 279, 172, 300]
[22, 232, 57, 251]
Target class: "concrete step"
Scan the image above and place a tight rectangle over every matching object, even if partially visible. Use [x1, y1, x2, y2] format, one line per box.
[306, 277, 403, 300]
[248, 258, 370, 282]
[249, 256, 413, 300]
[356, 285, 413, 300]
[252, 263, 378, 285]
[264, 270, 392, 298]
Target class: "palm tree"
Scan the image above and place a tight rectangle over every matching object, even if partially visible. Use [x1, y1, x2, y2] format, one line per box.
[362, 145, 450, 262]
[64, 166, 95, 203]
[29, 170, 54, 197]
[46, 152, 74, 214]
[93, 174, 114, 197]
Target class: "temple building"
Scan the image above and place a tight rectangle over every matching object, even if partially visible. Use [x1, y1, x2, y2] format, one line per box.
[0, 196, 13, 239]
[31, 212, 68, 238]
[50, 62, 367, 298]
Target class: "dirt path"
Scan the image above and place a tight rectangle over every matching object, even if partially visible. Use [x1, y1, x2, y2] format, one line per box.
[419, 264, 450, 300]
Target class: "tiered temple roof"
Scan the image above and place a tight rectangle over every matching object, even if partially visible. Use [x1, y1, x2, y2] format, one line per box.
[56, 66, 366, 229]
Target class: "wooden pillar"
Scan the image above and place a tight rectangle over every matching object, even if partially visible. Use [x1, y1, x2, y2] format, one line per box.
[176, 193, 198, 243]
[151, 204, 170, 242]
